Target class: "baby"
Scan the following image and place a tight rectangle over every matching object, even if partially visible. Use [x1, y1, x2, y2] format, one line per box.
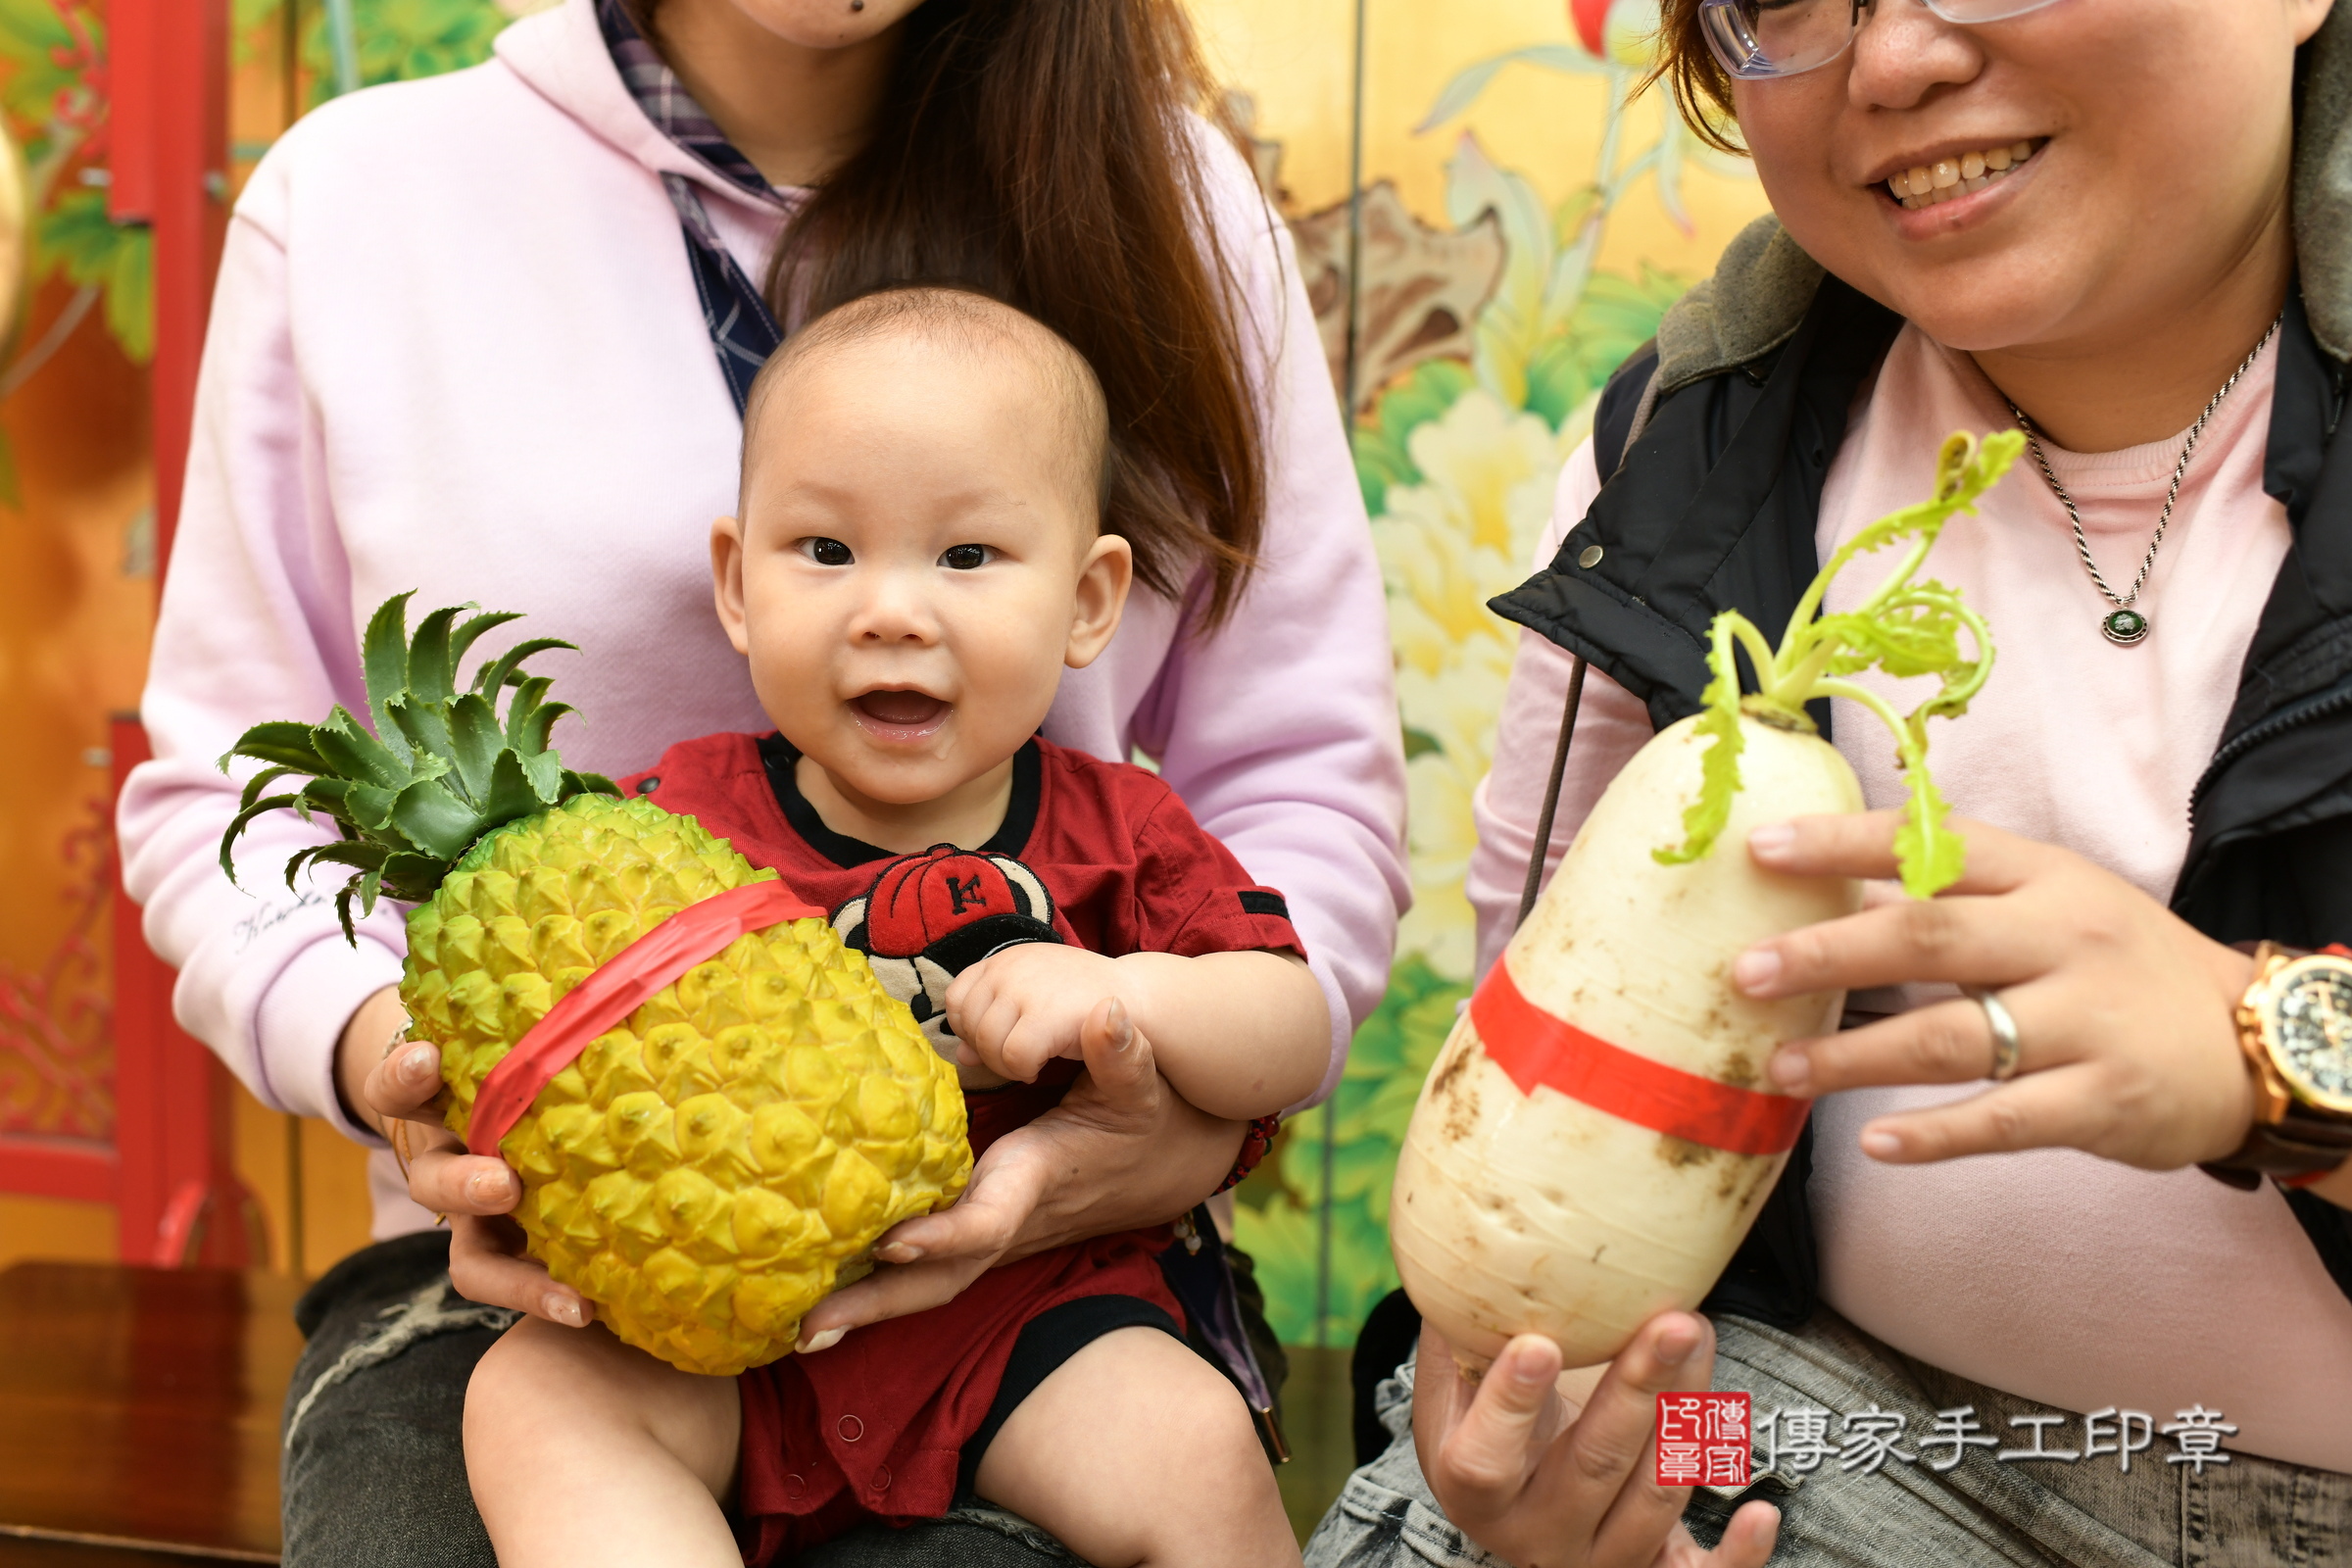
[463, 287, 1326, 1568]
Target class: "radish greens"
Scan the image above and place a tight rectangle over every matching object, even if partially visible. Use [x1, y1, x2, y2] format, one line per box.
[1653, 429, 2021, 898]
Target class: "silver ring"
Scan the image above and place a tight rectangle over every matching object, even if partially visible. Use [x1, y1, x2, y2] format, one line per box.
[1962, 986, 2022, 1082]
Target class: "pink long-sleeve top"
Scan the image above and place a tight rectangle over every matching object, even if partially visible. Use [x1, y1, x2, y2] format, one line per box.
[1467, 325, 2352, 1473]
[118, 0, 1407, 1238]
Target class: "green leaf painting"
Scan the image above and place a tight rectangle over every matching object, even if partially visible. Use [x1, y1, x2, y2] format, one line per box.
[237, 0, 516, 108]
[35, 188, 152, 363]
[1236, 956, 1464, 1348]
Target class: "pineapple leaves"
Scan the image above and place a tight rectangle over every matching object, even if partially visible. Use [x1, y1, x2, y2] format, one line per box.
[519, 748, 564, 804]
[404, 604, 476, 707]
[386, 695, 457, 770]
[390, 776, 485, 860]
[445, 693, 506, 803]
[362, 592, 419, 753]
[220, 721, 330, 774]
[485, 749, 545, 824]
[218, 794, 308, 878]
[473, 638, 575, 700]
[215, 594, 619, 939]
[446, 612, 526, 680]
[313, 707, 414, 792]
[236, 764, 312, 812]
[1651, 429, 2021, 898]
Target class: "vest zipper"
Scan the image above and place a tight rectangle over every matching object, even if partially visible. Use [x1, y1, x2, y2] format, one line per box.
[2189, 677, 2352, 822]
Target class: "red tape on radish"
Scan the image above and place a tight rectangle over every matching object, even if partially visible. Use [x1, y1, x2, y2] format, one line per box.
[1471, 961, 1809, 1156]
[464, 879, 824, 1157]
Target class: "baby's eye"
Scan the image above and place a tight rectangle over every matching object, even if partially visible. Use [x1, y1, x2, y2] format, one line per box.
[940, 544, 995, 571]
[801, 538, 853, 566]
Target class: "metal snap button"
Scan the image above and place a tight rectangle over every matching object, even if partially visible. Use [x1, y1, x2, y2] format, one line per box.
[1578, 544, 1603, 569]
[784, 1473, 805, 1495]
[838, 1414, 864, 1443]
[872, 1465, 892, 1492]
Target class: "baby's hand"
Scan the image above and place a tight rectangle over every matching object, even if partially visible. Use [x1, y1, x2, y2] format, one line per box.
[944, 943, 1131, 1084]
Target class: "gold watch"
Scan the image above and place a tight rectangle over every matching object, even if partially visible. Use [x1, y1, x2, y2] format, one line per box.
[2199, 942, 2352, 1191]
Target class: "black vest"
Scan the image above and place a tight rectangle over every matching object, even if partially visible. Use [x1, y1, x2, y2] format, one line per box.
[1491, 278, 2352, 1321]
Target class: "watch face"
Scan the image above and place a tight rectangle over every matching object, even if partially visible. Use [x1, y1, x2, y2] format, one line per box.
[2262, 956, 2352, 1116]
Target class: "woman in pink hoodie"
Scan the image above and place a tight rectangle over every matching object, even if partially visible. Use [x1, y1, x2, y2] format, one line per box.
[115, 1, 1407, 1562]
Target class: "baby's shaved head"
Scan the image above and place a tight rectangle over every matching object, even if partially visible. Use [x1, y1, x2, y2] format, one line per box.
[740, 287, 1111, 523]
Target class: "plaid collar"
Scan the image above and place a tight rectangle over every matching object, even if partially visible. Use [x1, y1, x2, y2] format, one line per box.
[595, 0, 775, 199]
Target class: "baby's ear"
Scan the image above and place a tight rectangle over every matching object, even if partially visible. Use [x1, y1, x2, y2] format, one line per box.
[1066, 532, 1133, 670]
[710, 515, 753, 656]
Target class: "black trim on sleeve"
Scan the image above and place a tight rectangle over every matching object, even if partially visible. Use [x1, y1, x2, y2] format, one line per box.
[1238, 890, 1290, 920]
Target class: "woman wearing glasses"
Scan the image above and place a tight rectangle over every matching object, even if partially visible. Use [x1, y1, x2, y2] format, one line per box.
[1310, 2, 2352, 1564]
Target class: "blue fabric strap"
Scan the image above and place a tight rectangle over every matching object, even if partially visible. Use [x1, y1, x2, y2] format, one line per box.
[598, 0, 785, 416]
[663, 174, 783, 416]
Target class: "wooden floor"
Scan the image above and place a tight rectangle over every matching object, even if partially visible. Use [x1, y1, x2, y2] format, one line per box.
[0, 1536, 245, 1568]
[0, 1264, 303, 1563]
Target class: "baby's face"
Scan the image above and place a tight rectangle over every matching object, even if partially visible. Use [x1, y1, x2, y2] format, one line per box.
[714, 334, 1129, 808]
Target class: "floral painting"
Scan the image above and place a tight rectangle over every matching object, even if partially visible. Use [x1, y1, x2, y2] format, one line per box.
[1219, 0, 1769, 1347]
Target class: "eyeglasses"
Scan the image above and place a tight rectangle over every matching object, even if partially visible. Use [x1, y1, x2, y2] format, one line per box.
[1698, 0, 2069, 81]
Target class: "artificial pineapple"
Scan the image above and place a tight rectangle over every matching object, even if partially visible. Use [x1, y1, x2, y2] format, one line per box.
[220, 594, 970, 1375]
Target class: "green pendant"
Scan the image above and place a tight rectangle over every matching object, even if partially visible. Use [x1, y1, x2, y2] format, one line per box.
[2102, 609, 2149, 646]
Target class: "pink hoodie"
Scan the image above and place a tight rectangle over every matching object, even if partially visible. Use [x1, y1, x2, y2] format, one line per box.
[118, 0, 1407, 1236]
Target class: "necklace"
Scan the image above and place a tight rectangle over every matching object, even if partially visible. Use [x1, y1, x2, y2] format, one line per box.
[2005, 314, 2282, 647]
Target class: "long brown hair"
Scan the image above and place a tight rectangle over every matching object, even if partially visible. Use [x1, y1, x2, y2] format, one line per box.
[641, 0, 1266, 627]
[1644, 1, 1745, 157]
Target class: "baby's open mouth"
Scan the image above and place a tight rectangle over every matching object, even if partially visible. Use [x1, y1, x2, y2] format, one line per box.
[1886, 139, 2044, 209]
[852, 690, 951, 732]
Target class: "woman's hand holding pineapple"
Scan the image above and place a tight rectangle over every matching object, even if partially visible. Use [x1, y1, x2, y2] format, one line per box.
[334, 985, 598, 1327]
[792, 992, 1245, 1348]
[335, 974, 1257, 1332]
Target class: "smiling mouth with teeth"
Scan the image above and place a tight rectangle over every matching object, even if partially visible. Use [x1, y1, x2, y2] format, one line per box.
[854, 690, 951, 731]
[1886, 139, 2045, 209]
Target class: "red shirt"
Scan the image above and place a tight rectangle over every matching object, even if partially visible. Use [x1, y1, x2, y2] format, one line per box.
[617, 732, 1301, 1558]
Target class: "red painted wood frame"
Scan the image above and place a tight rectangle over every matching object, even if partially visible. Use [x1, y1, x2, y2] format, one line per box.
[0, 0, 261, 1266]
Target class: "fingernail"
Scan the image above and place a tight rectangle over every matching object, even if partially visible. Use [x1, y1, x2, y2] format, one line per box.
[1748, 822, 1795, 859]
[875, 1243, 922, 1264]
[402, 1045, 437, 1077]
[1508, 1345, 1548, 1387]
[1733, 948, 1782, 994]
[1106, 999, 1132, 1048]
[1767, 1048, 1810, 1091]
[546, 1295, 584, 1327]
[798, 1326, 846, 1354]
[1658, 1318, 1700, 1366]
[468, 1169, 514, 1204]
[1860, 1128, 1902, 1159]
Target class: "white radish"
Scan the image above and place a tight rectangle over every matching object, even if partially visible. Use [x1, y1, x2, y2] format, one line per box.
[1392, 430, 2022, 1372]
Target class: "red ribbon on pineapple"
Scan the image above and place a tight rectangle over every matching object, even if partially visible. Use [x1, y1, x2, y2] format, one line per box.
[465, 879, 825, 1156]
[1469, 960, 1810, 1157]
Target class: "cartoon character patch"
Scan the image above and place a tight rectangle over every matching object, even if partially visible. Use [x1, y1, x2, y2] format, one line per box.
[832, 844, 1063, 1058]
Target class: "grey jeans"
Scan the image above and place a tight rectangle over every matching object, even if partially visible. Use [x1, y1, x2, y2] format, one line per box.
[278, 1233, 1079, 1567]
[1305, 1308, 2352, 1568]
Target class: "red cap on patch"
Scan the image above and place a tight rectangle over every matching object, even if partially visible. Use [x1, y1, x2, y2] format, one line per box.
[864, 845, 1027, 958]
